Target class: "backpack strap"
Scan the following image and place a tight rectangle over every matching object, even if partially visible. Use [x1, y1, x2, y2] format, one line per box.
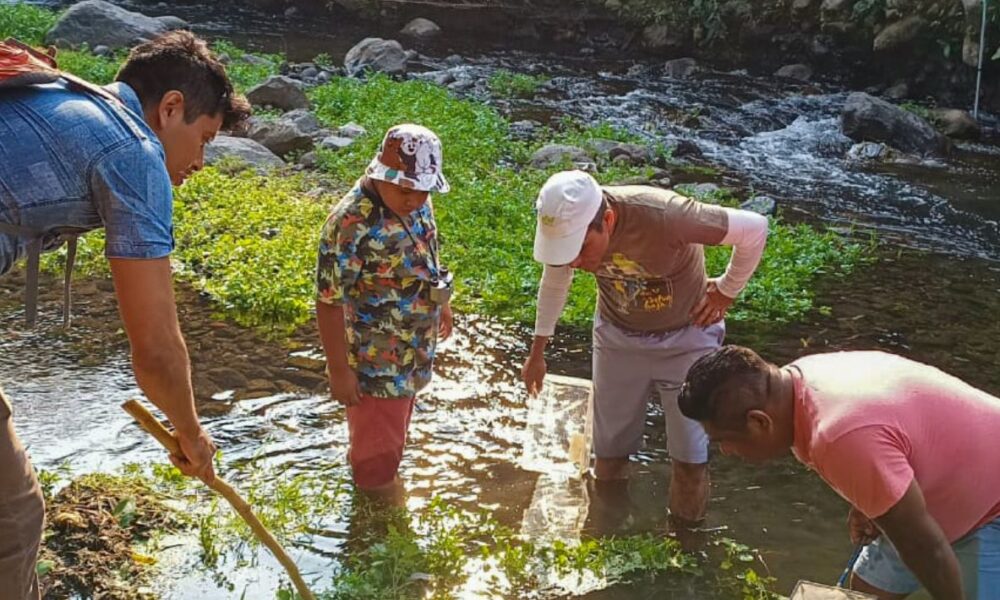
[0, 221, 78, 329]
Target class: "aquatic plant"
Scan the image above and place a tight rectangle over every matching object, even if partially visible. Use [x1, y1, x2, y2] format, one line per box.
[488, 69, 549, 98]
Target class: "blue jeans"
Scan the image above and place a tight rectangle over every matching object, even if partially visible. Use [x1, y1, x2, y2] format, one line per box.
[854, 517, 1000, 599]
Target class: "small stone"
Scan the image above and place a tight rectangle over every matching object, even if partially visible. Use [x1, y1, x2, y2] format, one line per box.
[301, 67, 319, 79]
[287, 355, 327, 371]
[92, 45, 110, 57]
[320, 136, 355, 150]
[206, 367, 248, 390]
[775, 63, 813, 81]
[299, 152, 319, 168]
[740, 196, 777, 216]
[337, 122, 367, 138]
[316, 71, 332, 84]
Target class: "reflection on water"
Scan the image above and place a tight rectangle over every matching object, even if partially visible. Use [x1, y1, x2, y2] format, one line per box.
[4, 245, 998, 598]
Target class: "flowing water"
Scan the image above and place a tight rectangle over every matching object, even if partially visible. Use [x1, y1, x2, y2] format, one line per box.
[5, 1, 1000, 597]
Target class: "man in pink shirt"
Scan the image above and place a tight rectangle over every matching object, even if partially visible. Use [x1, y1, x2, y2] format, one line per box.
[678, 346, 1000, 599]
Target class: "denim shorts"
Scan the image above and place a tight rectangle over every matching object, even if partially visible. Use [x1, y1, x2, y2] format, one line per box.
[854, 517, 1000, 598]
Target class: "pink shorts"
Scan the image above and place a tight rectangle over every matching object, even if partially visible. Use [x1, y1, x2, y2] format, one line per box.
[346, 395, 415, 489]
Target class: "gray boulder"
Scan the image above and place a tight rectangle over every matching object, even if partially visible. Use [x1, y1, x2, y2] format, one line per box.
[932, 108, 980, 140]
[281, 109, 323, 136]
[246, 76, 309, 111]
[338, 122, 368, 138]
[529, 144, 594, 169]
[156, 15, 188, 30]
[740, 196, 777, 216]
[663, 58, 699, 79]
[45, 0, 185, 49]
[320, 136, 356, 150]
[400, 18, 442, 41]
[775, 63, 813, 81]
[873, 16, 926, 52]
[344, 38, 408, 77]
[247, 118, 315, 156]
[205, 136, 285, 170]
[841, 93, 951, 155]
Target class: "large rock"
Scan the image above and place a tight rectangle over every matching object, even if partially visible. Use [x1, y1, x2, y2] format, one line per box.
[246, 76, 309, 111]
[156, 15, 188, 30]
[932, 108, 980, 140]
[840, 92, 951, 155]
[281, 109, 323, 136]
[205, 136, 285, 170]
[663, 57, 699, 79]
[873, 16, 926, 52]
[400, 18, 442, 41]
[45, 0, 185, 49]
[344, 38, 408, 77]
[775, 63, 813, 81]
[529, 144, 594, 169]
[247, 118, 315, 156]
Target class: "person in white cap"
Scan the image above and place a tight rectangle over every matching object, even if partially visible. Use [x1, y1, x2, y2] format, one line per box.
[521, 170, 769, 528]
[316, 124, 453, 502]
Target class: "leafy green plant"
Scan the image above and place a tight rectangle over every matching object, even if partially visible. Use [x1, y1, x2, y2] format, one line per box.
[488, 69, 549, 98]
[0, 3, 59, 45]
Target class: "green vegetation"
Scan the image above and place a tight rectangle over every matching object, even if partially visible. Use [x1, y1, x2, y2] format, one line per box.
[211, 40, 282, 93]
[0, 3, 58, 44]
[116, 462, 776, 599]
[488, 69, 549, 98]
[11, 3, 871, 333]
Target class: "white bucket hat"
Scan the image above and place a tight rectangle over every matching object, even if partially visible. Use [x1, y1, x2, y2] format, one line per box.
[366, 123, 450, 193]
[533, 170, 603, 265]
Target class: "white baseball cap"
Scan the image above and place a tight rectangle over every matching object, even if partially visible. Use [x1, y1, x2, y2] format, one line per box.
[533, 170, 603, 265]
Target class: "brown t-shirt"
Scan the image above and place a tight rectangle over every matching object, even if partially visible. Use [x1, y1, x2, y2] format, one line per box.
[596, 186, 728, 333]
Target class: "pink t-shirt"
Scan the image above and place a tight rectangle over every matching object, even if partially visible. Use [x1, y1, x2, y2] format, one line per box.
[789, 351, 1000, 542]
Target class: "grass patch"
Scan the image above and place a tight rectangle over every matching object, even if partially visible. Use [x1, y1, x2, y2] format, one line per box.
[0, 3, 58, 45]
[488, 69, 549, 98]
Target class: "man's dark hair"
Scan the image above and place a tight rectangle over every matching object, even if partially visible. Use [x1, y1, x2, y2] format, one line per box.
[116, 31, 250, 131]
[678, 345, 773, 430]
[587, 196, 609, 232]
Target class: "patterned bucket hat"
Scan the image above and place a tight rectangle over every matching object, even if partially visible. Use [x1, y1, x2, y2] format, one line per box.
[366, 124, 450, 193]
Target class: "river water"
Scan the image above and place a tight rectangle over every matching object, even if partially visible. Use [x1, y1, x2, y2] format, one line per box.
[4, 1, 999, 598]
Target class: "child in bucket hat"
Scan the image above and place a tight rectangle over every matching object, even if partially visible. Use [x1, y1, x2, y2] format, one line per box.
[316, 124, 453, 501]
[366, 124, 449, 193]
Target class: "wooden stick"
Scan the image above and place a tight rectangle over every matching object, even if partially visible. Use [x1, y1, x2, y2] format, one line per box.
[122, 399, 316, 600]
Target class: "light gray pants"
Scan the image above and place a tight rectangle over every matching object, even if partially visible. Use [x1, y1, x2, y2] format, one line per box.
[0, 385, 44, 600]
[592, 316, 724, 464]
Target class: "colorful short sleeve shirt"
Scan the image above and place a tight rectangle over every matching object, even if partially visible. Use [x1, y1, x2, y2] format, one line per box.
[316, 182, 441, 399]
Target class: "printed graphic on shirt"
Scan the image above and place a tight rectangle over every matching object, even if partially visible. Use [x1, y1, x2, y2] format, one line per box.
[597, 253, 675, 314]
[316, 184, 440, 398]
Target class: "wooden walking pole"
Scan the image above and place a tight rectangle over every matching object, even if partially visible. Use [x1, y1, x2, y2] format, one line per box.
[122, 399, 316, 600]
